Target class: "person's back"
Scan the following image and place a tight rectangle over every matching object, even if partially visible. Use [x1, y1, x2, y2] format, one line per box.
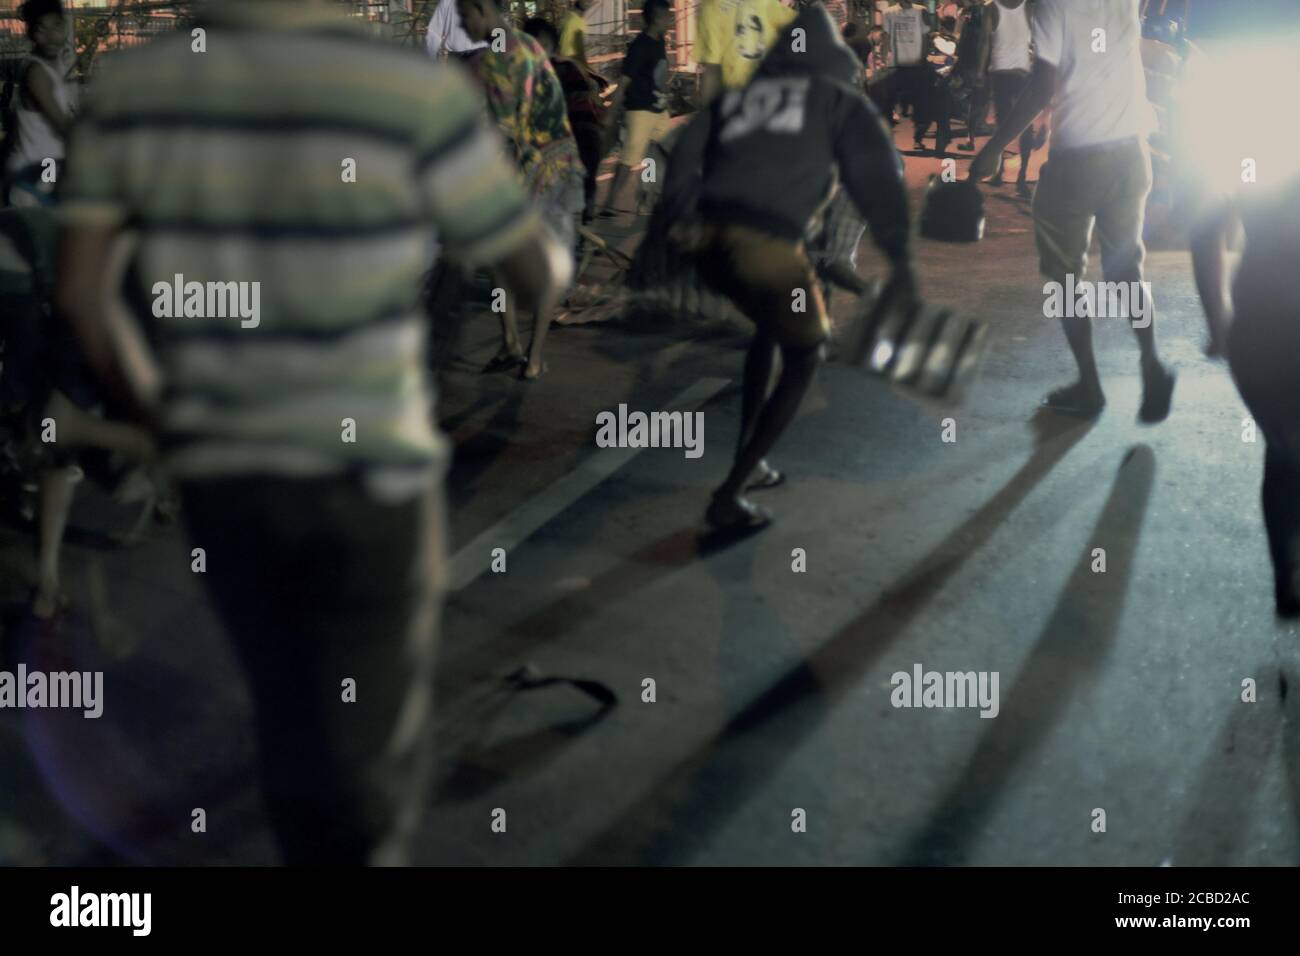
[469, 26, 580, 197]
[58, 0, 558, 865]
[698, 8, 904, 245]
[1035, 0, 1154, 149]
[64, 6, 507, 480]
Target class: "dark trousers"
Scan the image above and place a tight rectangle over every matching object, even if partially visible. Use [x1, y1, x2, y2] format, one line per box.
[966, 78, 991, 139]
[182, 473, 446, 864]
[912, 74, 952, 150]
[991, 69, 1036, 181]
[889, 65, 931, 118]
[1229, 300, 1300, 612]
[572, 122, 602, 217]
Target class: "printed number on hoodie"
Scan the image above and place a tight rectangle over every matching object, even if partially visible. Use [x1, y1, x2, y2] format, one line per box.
[718, 77, 810, 143]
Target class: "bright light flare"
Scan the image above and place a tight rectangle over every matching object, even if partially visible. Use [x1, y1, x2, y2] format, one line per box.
[1176, 36, 1300, 197]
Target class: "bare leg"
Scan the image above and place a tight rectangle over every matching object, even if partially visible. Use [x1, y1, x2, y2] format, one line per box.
[34, 465, 79, 619]
[715, 343, 819, 503]
[524, 300, 557, 380]
[737, 333, 778, 451]
[1043, 314, 1106, 415]
[601, 164, 634, 215]
[44, 390, 152, 460]
[492, 272, 524, 365]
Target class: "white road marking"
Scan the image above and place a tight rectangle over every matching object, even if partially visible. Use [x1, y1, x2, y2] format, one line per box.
[448, 377, 731, 591]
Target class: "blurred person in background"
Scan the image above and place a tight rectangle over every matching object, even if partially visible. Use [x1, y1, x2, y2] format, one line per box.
[424, 0, 488, 59]
[600, 0, 674, 219]
[523, 16, 610, 225]
[695, 0, 796, 104]
[559, 0, 597, 70]
[459, 0, 584, 380]
[4, 0, 73, 208]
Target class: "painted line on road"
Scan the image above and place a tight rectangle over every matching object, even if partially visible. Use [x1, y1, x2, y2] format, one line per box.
[448, 376, 732, 591]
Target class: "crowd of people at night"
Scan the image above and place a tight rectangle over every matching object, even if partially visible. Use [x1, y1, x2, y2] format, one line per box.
[0, 0, 1297, 866]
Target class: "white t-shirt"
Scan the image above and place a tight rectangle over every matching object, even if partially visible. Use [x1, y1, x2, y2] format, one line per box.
[1031, 0, 1156, 149]
[424, 0, 487, 55]
[990, 2, 1031, 74]
[884, 7, 926, 66]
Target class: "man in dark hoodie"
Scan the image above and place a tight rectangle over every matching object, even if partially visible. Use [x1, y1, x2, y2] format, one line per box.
[677, 3, 917, 531]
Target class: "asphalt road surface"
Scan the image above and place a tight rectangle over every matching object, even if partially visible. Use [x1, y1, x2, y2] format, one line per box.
[2, 125, 1297, 867]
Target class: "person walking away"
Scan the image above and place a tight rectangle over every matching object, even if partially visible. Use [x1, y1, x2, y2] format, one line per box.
[969, 0, 1175, 422]
[57, 0, 569, 864]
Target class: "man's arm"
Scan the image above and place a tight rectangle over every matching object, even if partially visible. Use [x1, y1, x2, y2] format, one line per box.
[833, 94, 917, 306]
[1190, 200, 1239, 357]
[57, 224, 153, 422]
[968, 57, 1055, 179]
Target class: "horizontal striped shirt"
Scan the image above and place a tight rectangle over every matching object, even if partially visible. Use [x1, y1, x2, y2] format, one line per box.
[59, 0, 541, 485]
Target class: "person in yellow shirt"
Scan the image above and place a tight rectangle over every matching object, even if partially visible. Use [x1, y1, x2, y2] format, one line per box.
[695, 0, 796, 102]
[559, 0, 595, 68]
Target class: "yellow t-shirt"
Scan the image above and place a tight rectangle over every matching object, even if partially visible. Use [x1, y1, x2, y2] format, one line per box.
[559, 10, 588, 62]
[695, 0, 797, 90]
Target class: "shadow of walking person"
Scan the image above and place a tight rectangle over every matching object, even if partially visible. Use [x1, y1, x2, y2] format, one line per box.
[895, 444, 1156, 865]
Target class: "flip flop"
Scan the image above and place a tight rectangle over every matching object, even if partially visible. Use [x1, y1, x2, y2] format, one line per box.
[519, 360, 548, 381]
[745, 467, 786, 492]
[482, 352, 526, 374]
[1041, 386, 1106, 419]
[705, 494, 772, 532]
[1138, 365, 1176, 424]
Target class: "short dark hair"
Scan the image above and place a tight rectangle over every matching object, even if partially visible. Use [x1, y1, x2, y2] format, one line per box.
[20, 0, 64, 30]
[643, 0, 672, 25]
[523, 16, 559, 49]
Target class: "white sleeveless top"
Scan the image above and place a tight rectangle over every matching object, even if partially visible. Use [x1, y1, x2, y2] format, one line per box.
[7, 56, 70, 174]
[990, 3, 1032, 74]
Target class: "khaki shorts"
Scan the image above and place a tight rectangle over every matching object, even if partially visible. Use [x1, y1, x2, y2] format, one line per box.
[696, 223, 830, 350]
[621, 109, 673, 168]
[1033, 138, 1153, 285]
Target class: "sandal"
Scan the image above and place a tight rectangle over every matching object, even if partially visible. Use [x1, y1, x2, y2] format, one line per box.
[482, 351, 526, 374]
[745, 463, 786, 492]
[705, 494, 772, 532]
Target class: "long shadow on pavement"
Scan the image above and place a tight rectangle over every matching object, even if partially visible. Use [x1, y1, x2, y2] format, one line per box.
[894, 443, 1156, 865]
[1172, 660, 1280, 865]
[563, 411, 1096, 864]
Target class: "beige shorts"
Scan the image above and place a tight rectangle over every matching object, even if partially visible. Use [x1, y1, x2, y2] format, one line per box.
[1033, 137, 1152, 285]
[621, 109, 673, 168]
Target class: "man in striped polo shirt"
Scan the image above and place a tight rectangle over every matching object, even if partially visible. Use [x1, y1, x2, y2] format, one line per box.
[56, 0, 569, 865]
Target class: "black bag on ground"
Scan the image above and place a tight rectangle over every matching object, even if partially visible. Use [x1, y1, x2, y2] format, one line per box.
[920, 177, 985, 243]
